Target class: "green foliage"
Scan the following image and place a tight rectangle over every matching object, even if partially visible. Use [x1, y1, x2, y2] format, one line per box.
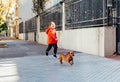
[0, 23, 7, 33]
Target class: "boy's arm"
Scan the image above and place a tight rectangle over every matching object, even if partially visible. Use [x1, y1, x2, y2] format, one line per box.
[50, 30, 57, 40]
[45, 28, 49, 34]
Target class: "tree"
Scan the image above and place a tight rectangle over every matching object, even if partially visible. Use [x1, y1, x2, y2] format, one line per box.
[32, 0, 49, 15]
[0, 0, 12, 33]
[0, 22, 7, 33]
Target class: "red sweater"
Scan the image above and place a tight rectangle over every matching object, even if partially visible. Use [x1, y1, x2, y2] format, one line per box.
[46, 27, 58, 44]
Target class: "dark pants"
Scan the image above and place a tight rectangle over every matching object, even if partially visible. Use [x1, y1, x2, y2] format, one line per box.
[46, 44, 58, 55]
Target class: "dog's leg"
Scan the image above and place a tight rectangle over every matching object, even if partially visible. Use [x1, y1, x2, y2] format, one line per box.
[69, 60, 74, 65]
[69, 62, 72, 65]
[68, 60, 72, 65]
[71, 61, 74, 65]
[68, 62, 73, 65]
[60, 59, 62, 64]
[59, 57, 63, 64]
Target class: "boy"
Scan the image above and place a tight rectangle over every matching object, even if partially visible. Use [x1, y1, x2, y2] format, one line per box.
[45, 21, 58, 58]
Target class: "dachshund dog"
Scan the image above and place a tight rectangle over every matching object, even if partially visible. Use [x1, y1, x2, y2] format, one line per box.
[59, 51, 74, 65]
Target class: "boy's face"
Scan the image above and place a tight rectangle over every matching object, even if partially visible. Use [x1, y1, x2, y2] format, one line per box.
[50, 23, 55, 28]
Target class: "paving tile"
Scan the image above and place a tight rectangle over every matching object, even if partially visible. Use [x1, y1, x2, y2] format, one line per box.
[0, 54, 120, 82]
[0, 40, 120, 82]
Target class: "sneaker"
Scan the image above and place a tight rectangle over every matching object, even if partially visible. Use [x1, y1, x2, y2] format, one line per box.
[46, 51, 48, 56]
[53, 55, 57, 58]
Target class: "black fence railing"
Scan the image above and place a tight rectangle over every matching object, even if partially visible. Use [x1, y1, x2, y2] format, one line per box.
[23, 0, 115, 32]
[25, 17, 37, 33]
[65, 0, 109, 29]
[40, 3, 62, 31]
[19, 22, 24, 33]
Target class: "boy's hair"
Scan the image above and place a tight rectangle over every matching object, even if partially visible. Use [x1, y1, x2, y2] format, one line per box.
[49, 21, 55, 28]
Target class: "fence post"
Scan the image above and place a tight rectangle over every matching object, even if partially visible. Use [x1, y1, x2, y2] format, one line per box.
[103, 0, 106, 26]
[23, 21, 25, 40]
[62, 1, 65, 31]
[37, 16, 40, 43]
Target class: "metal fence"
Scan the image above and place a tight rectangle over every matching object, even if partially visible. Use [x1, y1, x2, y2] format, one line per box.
[65, 0, 109, 29]
[117, 0, 120, 25]
[23, 0, 115, 32]
[39, 0, 111, 30]
[40, 3, 62, 31]
[19, 22, 23, 33]
[25, 17, 37, 33]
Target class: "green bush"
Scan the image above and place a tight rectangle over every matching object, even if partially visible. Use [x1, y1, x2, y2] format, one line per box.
[0, 23, 7, 33]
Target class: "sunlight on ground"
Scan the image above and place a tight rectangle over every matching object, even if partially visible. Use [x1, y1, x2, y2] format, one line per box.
[0, 61, 19, 82]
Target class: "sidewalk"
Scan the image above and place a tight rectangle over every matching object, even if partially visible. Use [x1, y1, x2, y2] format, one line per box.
[1, 39, 120, 82]
[106, 55, 120, 61]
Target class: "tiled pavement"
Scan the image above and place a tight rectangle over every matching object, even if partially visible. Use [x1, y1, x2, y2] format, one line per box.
[1, 40, 120, 82]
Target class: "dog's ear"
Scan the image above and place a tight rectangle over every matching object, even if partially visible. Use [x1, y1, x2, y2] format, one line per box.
[71, 51, 74, 56]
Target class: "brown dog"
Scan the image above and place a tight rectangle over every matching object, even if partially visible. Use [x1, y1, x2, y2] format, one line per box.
[59, 51, 74, 65]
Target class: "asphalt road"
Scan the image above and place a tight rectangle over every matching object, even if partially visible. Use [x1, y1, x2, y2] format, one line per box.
[0, 40, 48, 59]
[0, 39, 70, 59]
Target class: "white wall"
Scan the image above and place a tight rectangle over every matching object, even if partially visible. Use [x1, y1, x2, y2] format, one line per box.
[37, 27, 116, 56]
[28, 32, 34, 41]
[19, 32, 34, 41]
[38, 28, 100, 56]
[39, 32, 47, 44]
[104, 27, 116, 56]
[19, 33, 25, 40]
